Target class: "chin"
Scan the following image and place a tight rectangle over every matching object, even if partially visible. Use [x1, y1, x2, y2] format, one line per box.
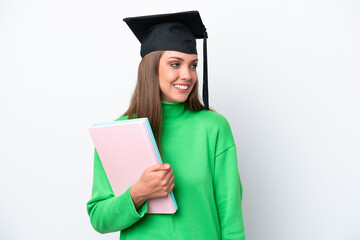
[164, 96, 189, 103]
[174, 95, 190, 103]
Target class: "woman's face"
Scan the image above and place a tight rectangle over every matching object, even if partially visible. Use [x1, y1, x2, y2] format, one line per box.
[158, 51, 198, 103]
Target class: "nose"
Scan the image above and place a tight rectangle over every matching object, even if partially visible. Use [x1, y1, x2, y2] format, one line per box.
[180, 67, 191, 81]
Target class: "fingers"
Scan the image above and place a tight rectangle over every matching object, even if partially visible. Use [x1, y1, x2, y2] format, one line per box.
[168, 182, 175, 192]
[141, 162, 175, 199]
[133, 162, 175, 202]
[153, 165, 174, 196]
[162, 163, 171, 170]
[164, 180, 175, 197]
[148, 163, 163, 171]
[160, 169, 174, 194]
[148, 163, 171, 172]
[163, 169, 174, 186]
[158, 167, 173, 183]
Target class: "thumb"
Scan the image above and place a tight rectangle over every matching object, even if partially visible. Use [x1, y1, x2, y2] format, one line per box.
[149, 163, 170, 172]
[149, 163, 164, 171]
[161, 163, 171, 170]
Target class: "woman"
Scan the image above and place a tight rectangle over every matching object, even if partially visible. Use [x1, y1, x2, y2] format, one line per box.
[87, 11, 245, 239]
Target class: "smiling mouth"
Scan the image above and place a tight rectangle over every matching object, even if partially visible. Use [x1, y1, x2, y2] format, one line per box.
[173, 84, 189, 90]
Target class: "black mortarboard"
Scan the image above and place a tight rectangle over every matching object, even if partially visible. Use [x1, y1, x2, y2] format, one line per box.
[123, 11, 209, 110]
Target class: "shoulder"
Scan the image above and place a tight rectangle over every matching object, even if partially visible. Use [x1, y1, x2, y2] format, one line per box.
[189, 109, 235, 152]
[190, 109, 232, 131]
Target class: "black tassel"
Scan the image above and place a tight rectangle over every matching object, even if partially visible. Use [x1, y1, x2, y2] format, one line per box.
[203, 31, 209, 110]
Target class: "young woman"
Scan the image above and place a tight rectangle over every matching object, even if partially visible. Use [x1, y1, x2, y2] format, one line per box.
[87, 11, 245, 239]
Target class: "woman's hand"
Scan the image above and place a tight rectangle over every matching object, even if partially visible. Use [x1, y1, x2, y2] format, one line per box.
[130, 163, 175, 210]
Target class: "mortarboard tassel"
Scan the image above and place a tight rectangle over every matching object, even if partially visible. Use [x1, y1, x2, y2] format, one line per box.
[203, 31, 209, 110]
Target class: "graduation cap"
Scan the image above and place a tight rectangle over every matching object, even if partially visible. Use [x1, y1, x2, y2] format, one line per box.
[123, 11, 209, 110]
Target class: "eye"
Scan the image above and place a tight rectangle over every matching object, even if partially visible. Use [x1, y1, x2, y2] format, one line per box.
[191, 63, 198, 69]
[170, 62, 180, 68]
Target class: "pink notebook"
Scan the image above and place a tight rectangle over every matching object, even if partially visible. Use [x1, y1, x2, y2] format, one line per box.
[89, 118, 178, 214]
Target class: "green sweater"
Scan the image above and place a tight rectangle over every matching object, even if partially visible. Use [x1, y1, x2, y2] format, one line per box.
[87, 102, 245, 239]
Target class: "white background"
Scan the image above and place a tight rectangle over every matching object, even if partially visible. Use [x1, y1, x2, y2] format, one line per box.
[1, 0, 359, 239]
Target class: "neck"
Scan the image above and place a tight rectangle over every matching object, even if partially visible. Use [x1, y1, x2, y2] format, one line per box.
[161, 101, 186, 125]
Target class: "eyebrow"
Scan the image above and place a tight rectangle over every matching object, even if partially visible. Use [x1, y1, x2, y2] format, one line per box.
[168, 57, 198, 62]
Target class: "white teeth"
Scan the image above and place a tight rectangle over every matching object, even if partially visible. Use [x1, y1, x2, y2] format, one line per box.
[174, 84, 189, 90]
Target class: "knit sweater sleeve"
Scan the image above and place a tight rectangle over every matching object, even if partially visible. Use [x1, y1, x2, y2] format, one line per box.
[86, 149, 147, 233]
[212, 115, 245, 239]
[214, 145, 245, 239]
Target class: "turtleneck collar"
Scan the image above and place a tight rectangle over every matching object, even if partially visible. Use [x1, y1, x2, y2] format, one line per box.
[161, 101, 187, 125]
